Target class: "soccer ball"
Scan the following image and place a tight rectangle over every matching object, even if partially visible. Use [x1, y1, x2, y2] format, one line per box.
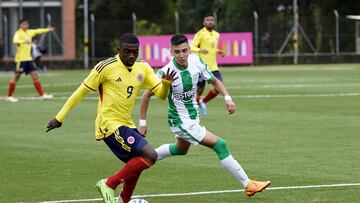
[128, 199, 149, 203]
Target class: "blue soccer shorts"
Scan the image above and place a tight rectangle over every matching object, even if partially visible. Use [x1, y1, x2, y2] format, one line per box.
[16, 61, 36, 74]
[103, 126, 148, 163]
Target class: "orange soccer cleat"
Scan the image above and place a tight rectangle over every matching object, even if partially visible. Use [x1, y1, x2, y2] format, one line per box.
[245, 180, 271, 197]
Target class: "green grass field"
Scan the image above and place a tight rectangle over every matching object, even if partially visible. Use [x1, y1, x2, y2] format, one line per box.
[1, 64, 360, 203]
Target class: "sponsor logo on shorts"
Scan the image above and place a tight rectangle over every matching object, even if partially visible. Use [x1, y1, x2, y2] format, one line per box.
[127, 136, 135, 144]
[114, 130, 131, 152]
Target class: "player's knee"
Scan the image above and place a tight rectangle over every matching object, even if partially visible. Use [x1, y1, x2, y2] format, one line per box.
[141, 146, 158, 164]
[32, 75, 39, 81]
[147, 148, 158, 163]
[169, 144, 188, 155]
[213, 138, 230, 160]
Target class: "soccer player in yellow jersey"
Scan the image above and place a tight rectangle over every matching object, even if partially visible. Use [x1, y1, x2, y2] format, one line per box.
[6, 19, 55, 102]
[190, 13, 225, 116]
[46, 33, 177, 203]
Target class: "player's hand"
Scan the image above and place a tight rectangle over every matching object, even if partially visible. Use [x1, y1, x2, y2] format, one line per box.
[225, 100, 236, 114]
[49, 27, 55, 32]
[138, 126, 147, 137]
[218, 50, 226, 57]
[162, 68, 178, 82]
[46, 118, 62, 132]
[24, 39, 31, 44]
[200, 49, 209, 55]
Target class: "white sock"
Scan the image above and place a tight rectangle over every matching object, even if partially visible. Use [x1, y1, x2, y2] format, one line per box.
[220, 155, 250, 187]
[155, 144, 173, 160]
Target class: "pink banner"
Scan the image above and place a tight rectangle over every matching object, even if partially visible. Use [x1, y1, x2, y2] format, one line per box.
[138, 32, 253, 67]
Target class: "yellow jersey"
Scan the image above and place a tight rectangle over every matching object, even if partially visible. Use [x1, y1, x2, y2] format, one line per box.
[83, 55, 165, 140]
[190, 27, 220, 71]
[13, 28, 51, 62]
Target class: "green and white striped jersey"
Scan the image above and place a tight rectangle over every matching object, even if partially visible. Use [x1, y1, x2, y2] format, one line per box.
[157, 54, 214, 127]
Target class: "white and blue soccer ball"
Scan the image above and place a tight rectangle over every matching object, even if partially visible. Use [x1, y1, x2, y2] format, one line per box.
[128, 199, 149, 203]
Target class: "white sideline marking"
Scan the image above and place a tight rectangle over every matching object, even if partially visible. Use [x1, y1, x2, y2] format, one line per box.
[2, 92, 360, 101]
[227, 83, 360, 89]
[231, 92, 360, 98]
[28, 183, 360, 203]
[2, 83, 80, 88]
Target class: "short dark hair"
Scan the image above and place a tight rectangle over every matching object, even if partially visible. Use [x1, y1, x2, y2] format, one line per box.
[171, 34, 188, 46]
[204, 13, 214, 18]
[19, 19, 28, 24]
[120, 33, 139, 46]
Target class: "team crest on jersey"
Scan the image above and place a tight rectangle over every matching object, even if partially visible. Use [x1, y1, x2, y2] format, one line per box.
[127, 136, 135, 144]
[137, 73, 144, 82]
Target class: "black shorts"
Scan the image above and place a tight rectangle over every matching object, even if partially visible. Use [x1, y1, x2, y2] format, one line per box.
[197, 70, 223, 88]
[103, 126, 148, 163]
[16, 61, 36, 74]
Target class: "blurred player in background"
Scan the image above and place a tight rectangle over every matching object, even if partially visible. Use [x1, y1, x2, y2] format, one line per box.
[190, 13, 225, 116]
[139, 35, 271, 198]
[32, 39, 46, 71]
[46, 33, 177, 203]
[5, 19, 54, 102]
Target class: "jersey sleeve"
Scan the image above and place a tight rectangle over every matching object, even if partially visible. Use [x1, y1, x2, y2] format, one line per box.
[32, 28, 51, 36]
[143, 64, 162, 90]
[12, 31, 24, 44]
[190, 32, 201, 53]
[199, 57, 214, 81]
[55, 85, 90, 122]
[143, 64, 171, 100]
[83, 65, 105, 91]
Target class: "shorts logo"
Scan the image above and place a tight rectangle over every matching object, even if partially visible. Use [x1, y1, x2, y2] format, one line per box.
[127, 136, 135, 144]
[137, 73, 144, 82]
[114, 130, 131, 152]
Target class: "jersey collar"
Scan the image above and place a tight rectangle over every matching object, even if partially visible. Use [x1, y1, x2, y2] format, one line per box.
[116, 54, 133, 71]
[203, 27, 213, 34]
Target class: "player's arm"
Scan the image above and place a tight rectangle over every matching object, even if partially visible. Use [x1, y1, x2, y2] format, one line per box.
[149, 68, 177, 100]
[190, 33, 208, 55]
[12, 32, 29, 44]
[209, 77, 235, 114]
[217, 49, 225, 57]
[33, 27, 55, 36]
[139, 67, 177, 135]
[46, 84, 90, 132]
[138, 90, 155, 136]
[151, 79, 171, 100]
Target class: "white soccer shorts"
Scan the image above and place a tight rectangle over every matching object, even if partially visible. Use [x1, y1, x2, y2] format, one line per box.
[170, 122, 207, 145]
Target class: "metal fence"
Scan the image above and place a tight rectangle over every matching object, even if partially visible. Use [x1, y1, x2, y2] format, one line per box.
[84, 11, 357, 59]
[0, 0, 63, 58]
[0, 4, 359, 67]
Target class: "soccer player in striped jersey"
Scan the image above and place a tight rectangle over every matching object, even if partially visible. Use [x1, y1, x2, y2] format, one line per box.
[5, 19, 54, 102]
[46, 33, 177, 203]
[139, 34, 271, 198]
[190, 13, 226, 116]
